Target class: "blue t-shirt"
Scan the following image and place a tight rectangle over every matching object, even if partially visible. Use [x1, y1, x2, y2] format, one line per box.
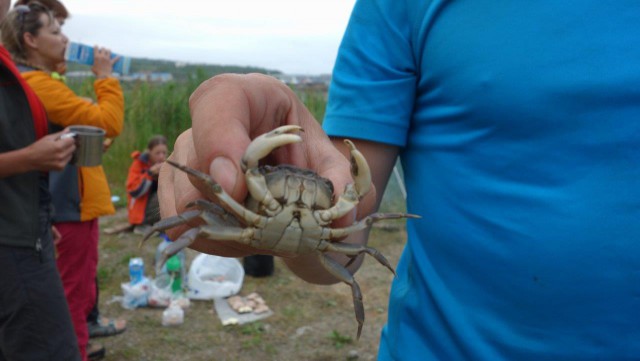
[323, 1, 640, 360]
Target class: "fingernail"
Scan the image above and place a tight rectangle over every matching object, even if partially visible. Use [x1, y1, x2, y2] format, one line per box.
[210, 156, 238, 194]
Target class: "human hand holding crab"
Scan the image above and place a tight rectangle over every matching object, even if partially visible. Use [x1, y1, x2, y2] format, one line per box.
[153, 73, 418, 338]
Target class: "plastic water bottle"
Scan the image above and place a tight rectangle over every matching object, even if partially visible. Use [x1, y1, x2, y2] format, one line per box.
[65, 42, 132, 75]
[166, 255, 183, 294]
[129, 257, 145, 285]
[155, 234, 172, 276]
[155, 234, 187, 282]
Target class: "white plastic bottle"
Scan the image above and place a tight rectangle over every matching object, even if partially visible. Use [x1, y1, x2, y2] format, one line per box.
[65, 42, 131, 75]
[155, 233, 187, 284]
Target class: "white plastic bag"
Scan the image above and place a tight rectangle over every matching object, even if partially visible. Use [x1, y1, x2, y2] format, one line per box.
[186, 253, 244, 300]
[121, 277, 150, 309]
[162, 300, 184, 326]
[147, 274, 173, 308]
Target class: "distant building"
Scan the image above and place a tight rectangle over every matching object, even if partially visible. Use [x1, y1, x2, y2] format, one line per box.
[65, 70, 96, 79]
[123, 72, 174, 82]
[65, 70, 174, 83]
[275, 73, 332, 90]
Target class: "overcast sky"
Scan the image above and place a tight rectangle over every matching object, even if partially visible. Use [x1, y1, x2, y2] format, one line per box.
[43, 0, 356, 74]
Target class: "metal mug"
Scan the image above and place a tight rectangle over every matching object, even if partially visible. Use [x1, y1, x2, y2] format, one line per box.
[62, 125, 106, 167]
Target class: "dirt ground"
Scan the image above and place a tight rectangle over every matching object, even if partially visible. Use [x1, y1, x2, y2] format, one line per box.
[94, 209, 408, 361]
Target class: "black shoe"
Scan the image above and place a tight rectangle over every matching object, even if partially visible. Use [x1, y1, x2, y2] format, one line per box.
[87, 342, 105, 361]
[88, 317, 127, 338]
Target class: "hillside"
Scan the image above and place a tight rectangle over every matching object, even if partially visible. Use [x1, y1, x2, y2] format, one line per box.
[66, 56, 282, 82]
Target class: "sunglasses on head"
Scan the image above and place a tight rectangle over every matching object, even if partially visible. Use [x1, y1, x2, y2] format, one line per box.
[14, 2, 49, 33]
[14, 4, 30, 34]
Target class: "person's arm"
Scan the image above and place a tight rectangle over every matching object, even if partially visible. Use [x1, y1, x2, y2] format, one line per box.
[23, 48, 124, 137]
[158, 73, 398, 284]
[91, 46, 118, 79]
[22, 73, 124, 137]
[147, 162, 162, 179]
[0, 130, 76, 178]
[126, 158, 153, 199]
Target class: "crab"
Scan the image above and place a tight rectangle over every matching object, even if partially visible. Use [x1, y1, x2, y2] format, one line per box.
[143, 125, 419, 338]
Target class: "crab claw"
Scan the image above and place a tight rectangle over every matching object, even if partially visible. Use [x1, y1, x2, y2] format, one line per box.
[344, 139, 371, 197]
[241, 125, 303, 171]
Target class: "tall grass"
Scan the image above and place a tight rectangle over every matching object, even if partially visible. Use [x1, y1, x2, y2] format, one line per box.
[294, 87, 327, 124]
[104, 75, 202, 189]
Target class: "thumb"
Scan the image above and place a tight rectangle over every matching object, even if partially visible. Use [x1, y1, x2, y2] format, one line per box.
[208, 155, 246, 202]
[189, 76, 255, 203]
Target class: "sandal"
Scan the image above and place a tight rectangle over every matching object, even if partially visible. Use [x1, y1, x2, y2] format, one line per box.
[87, 342, 105, 361]
[88, 317, 127, 338]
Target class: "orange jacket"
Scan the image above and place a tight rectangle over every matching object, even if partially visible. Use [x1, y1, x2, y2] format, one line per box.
[126, 151, 156, 225]
[22, 70, 124, 221]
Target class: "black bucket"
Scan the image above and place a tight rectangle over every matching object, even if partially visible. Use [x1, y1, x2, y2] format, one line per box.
[243, 255, 274, 277]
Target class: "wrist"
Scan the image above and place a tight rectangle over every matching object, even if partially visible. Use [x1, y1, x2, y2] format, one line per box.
[17, 146, 36, 173]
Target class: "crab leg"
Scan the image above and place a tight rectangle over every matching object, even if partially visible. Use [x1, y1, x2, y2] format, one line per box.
[167, 160, 268, 228]
[318, 240, 396, 276]
[245, 168, 282, 215]
[186, 199, 242, 227]
[140, 199, 236, 245]
[326, 212, 421, 239]
[185, 199, 226, 214]
[319, 254, 365, 340]
[156, 228, 199, 272]
[156, 225, 257, 271]
[314, 183, 359, 224]
[141, 209, 205, 245]
[197, 224, 255, 244]
[241, 125, 303, 171]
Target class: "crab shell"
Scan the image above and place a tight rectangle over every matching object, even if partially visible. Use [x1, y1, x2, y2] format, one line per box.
[242, 164, 334, 254]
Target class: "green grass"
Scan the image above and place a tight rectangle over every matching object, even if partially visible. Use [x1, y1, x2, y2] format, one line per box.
[328, 330, 353, 349]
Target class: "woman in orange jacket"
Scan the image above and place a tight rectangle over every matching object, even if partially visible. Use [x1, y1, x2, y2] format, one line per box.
[126, 135, 168, 233]
[1, 4, 124, 360]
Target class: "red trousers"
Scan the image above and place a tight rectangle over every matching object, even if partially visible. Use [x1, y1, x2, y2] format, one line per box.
[55, 220, 99, 361]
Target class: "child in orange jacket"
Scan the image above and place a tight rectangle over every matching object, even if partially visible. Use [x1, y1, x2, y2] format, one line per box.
[126, 135, 168, 232]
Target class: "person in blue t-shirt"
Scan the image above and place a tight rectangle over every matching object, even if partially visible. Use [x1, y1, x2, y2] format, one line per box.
[158, 1, 640, 360]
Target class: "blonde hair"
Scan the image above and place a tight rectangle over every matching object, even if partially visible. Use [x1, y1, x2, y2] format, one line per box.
[0, 2, 54, 66]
